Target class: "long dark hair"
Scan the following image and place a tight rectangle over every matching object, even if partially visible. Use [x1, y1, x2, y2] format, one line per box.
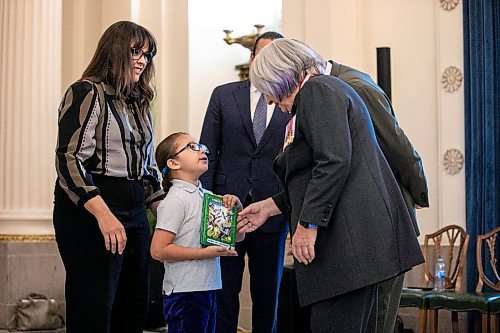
[81, 21, 157, 107]
[155, 132, 188, 194]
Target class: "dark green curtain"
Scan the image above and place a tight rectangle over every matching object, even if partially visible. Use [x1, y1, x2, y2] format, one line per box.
[463, 0, 500, 295]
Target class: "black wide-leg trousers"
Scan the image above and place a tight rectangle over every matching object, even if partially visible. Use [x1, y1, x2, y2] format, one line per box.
[53, 176, 150, 333]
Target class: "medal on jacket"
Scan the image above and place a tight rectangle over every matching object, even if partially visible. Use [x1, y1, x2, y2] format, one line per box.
[283, 116, 295, 150]
[282, 74, 313, 151]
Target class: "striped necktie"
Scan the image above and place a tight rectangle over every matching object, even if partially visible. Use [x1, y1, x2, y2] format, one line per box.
[253, 94, 267, 145]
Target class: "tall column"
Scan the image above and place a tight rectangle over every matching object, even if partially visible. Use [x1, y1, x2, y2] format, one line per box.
[159, 0, 189, 137]
[0, 0, 62, 235]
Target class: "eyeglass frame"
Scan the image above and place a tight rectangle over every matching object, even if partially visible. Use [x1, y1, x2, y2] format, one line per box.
[171, 142, 209, 158]
[130, 48, 154, 64]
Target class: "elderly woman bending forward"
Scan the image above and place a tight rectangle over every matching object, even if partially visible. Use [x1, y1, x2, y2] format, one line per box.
[238, 39, 424, 332]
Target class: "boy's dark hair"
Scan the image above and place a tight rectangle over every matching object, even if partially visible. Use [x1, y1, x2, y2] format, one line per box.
[252, 31, 284, 55]
[155, 132, 188, 194]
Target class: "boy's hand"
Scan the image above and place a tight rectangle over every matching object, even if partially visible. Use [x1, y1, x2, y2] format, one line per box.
[203, 246, 238, 258]
[235, 229, 245, 242]
[222, 194, 243, 212]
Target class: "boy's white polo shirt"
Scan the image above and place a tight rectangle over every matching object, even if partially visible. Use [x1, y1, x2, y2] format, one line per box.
[156, 179, 221, 295]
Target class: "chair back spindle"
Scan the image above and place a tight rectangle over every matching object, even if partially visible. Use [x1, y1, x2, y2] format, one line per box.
[476, 226, 500, 293]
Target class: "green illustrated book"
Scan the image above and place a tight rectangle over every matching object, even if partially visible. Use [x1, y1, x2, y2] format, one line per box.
[200, 193, 237, 248]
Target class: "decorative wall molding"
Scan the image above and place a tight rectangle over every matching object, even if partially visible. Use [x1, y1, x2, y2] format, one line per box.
[442, 66, 463, 92]
[0, 234, 55, 242]
[443, 148, 464, 175]
[440, 0, 459, 11]
[441, 66, 464, 92]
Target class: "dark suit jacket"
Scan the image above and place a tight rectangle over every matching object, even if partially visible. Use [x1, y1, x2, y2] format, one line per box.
[272, 75, 424, 306]
[200, 80, 291, 233]
[329, 60, 429, 235]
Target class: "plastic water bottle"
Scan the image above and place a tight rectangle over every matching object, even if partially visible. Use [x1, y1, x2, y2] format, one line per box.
[434, 258, 446, 292]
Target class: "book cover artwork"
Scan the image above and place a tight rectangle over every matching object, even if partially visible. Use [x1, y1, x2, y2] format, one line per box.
[200, 193, 237, 248]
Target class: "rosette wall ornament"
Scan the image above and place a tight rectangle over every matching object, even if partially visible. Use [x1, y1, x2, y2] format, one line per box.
[443, 148, 464, 175]
[442, 66, 463, 92]
[440, 0, 459, 11]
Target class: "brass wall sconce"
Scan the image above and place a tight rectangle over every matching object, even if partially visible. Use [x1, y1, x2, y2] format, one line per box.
[223, 24, 264, 80]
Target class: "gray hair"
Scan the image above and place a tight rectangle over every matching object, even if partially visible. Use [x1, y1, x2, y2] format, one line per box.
[249, 38, 326, 102]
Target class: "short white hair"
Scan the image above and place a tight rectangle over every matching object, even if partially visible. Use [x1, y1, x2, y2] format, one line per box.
[249, 38, 326, 102]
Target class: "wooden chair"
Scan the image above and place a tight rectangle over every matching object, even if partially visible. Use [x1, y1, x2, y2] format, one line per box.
[423, 225, 469, 291]
[424, 225, 491, 333]
[476, 226, 500, 333]
[399, 225, 469, 332]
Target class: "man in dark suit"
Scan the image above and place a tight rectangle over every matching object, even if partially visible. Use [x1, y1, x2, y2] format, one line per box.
[200, 32, 290, 333]
[327, 60, 429, 333]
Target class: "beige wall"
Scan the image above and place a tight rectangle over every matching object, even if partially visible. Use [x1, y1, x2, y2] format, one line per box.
[2, 0, 465, 242]
[282, 0, 465, 240]
[187, 0, 282, 138]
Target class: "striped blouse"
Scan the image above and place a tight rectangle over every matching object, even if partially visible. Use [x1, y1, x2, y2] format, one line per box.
[55, 80, 163, 206]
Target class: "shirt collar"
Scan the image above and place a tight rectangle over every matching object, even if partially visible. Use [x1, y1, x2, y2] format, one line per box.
[328, 60, 341, 77]
[250, 84, 259, 94]
[171, 179, 204, 194]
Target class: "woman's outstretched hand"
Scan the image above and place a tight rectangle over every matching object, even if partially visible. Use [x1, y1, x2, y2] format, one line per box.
[237, 198, 281, 233]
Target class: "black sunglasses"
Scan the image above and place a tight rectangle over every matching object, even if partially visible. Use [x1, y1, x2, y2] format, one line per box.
[130, 48, 154, 64]
[172, 143, 209, 158]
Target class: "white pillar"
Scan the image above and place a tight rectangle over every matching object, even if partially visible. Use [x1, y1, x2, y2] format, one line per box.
[0, 0, 62, 234]
[158, 0, 189, 137]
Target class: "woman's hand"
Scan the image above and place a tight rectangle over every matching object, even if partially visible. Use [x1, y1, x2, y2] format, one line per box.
[203, 246, 238, 258]
[84, 195, 127, 254]
[291, 224, 317, 265]
[237, 198, 281, 233]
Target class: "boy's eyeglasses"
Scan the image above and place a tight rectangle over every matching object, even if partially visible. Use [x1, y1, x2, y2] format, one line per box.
[172, 143, 209, 158]
[130, 48, 154, 64]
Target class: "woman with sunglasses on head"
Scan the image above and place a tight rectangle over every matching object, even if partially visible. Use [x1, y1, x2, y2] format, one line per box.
[151, 132, 245, 333]
[54, 21, 163, 333]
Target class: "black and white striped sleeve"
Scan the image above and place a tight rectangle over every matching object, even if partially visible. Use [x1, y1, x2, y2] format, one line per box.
[55, 81, 101, 206]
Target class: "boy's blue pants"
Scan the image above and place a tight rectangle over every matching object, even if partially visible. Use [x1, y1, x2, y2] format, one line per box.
[163, 290, 217, 333]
